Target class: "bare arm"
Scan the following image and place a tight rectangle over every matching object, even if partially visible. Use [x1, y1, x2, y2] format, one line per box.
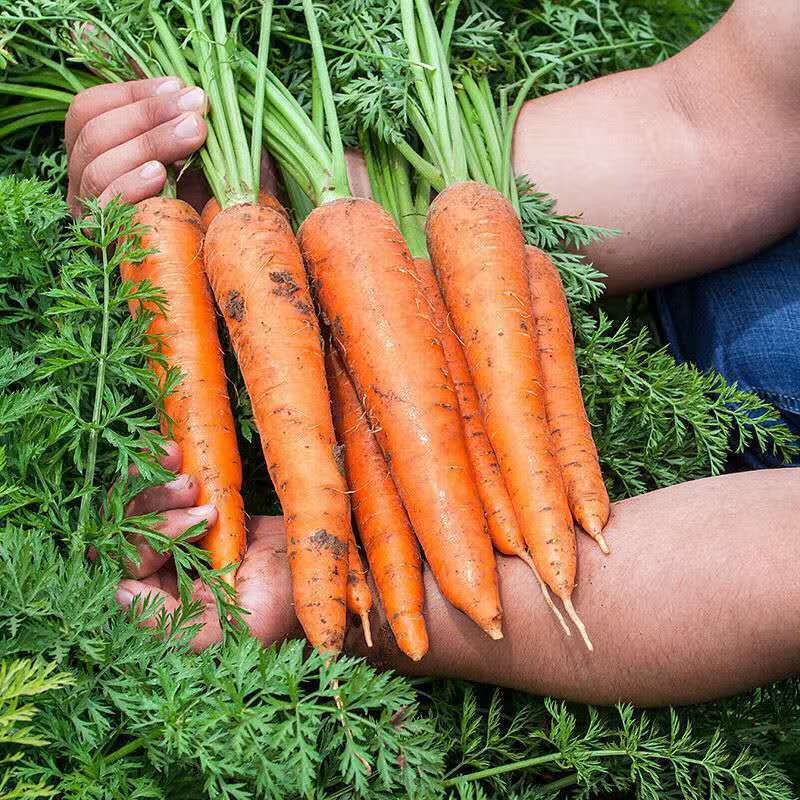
[354, 469, 800, 706]
[513, 0, 800, 294]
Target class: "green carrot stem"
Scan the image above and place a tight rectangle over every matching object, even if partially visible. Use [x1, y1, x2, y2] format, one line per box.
[249, 0, 274, 202]
[0, 110, 66, 140]
[209, 0, 253, 196]
[0, 100, 65, 123]
[301, 0, 350, 201]
[0, 82, 73, 104]
[440, 0, 461, 59]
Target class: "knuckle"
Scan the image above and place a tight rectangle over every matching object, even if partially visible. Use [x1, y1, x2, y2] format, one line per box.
[80, 159, 106, 200]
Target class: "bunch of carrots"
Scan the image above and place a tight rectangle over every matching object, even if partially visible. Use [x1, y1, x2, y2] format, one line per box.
[51, 0, 611, 658]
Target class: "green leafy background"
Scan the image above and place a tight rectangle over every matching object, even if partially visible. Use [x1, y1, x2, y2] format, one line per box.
[1, 1, 799, 798]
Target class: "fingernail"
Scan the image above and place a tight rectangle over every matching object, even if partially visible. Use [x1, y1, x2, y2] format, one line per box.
[115, 587, 134, 608]
[156, 77, 182, 95]
[164, 474, 191, 491]
[139, 160, 163, 179]
[174, 112, 201, 139]
[177, 86, 207, 113]
[188, 503, 216, 517]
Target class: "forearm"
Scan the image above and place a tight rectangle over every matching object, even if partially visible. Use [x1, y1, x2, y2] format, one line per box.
[513, 0, 800, 293]
[353, 469, 800, 706]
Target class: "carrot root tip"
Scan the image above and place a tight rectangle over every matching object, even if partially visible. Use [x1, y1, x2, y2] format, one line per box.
[360, 611, 373, 648]
[594, 532, 610, 555]
[521, 551, 571, 638]
[562, 595, 593, 652]
[486, 625, 503, 641]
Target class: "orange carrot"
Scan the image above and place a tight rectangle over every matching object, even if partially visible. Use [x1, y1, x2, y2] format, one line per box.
[299, 198, 502, 639]
[120, 196, 245, 588]
[344, 523, 373, 645]
[525, 246, 610, 553]
[427, 181, 591, 650]
[200, 191, 286, 230]
[204, 189, 373, 629]
[327, 349, 428, 661]
[204, 203, 351, 653]
[413, 257, 569, 636]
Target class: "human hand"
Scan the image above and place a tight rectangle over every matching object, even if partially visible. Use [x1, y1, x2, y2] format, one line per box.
[65, 77, 208, 215]
[114, 441, 300, 651]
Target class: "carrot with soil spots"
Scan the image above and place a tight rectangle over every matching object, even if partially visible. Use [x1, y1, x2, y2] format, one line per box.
[426, 181, 592, 650]
[413, 257, 569, 637]
[525, 245, 610, 553]
[344, 524, 373, 646]
[204, 203, 352, 652]
[299, 198, 502, 639]
[200, 191, 287, 230]
[120, 196, 245, 588]
[327, 349, 428, 661]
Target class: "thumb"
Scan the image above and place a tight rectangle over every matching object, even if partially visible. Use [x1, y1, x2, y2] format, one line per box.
[116, 578, 222, 651]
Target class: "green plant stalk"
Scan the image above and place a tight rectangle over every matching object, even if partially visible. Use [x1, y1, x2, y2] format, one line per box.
[440, 0, 461, 58]
[0, 82, 73, 104]
[390, 146, 428, 259]
[149, 16, 226, 204]
[249, 0, 274, 202]
[0, 110, 66, 140]
[8, 41, 87, 94]
[456, 92, 491, 186]
[301, 0, 350, 202]
[209, 0, 253, 197]
[187, 0, 242, 203]
[78, 215, 113, 532]
[461, 74, 503, 187]
[0, 100, 66, 123]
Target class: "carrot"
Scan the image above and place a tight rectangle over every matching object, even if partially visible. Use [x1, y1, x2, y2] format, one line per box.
[120, 196, 245, 588]
[204, 203, 351, 652]
[344, 524, 373, 646]
[525, 246, 611, 553]
[413, 257, 570, 637]
[427, 181, 592, 650]
[326, 349, 429, 661]
[200, 191, 286, 230]
[299, 198, 502, 639]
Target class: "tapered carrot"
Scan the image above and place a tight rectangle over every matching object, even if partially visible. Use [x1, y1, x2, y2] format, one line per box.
[200, 191, 286, 230]
[204, 204, 351, 653]
[344, 524, 373, 645]
[120, 196, 245, 588]
[525, 246, 611, 553]
[427, 181, 591, 650]
[326, 349, 429, 661]
[299, 198, 502, 639]
[413, 257, 569, 637]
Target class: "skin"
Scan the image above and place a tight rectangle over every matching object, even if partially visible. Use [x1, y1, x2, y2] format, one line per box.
[118, 442, 800, 707]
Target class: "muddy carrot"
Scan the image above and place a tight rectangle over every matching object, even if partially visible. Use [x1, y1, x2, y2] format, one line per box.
[204, 204, 351, 652]
[200, 191, 286, 230]
[120, 196, 245, 588]
[427, 181, 591, 650]
[327, 349, 428, 660]
[525, 245, 610, 553]
[299, 198, 502, 638]
[412, 257, 569, 636]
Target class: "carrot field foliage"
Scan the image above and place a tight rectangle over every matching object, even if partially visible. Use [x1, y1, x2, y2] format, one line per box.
[1, 1, 800, 798]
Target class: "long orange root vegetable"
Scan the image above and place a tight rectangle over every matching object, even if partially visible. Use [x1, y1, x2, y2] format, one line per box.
[120, 197, 245, 588]
[327, 349, 429, 661]
[299, 198, 502, 639]
[202, 191, 372, 640]
[427, 181, 591, 650]
[204, 203, 351, 652]
[200, 192, 287, 230]
[413, 257, 569, 637]
[525, 246, 611, 553]
[344, 525, 373, 645]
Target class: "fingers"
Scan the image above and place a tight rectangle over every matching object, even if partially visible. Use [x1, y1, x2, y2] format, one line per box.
[124, 472, 201, 517]
[116, 578, 222, 651]
[124, 503, 217, 579]
[65, 76, 209, 214]
[75, 112, 207, 210]
[65, 77, 183, 155]
[68, 86, 208, 195]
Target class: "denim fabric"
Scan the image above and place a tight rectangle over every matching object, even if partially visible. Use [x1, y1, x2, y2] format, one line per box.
[654, 230, 800, 469]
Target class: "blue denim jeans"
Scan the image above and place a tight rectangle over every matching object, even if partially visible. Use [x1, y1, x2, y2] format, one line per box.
[654, 230, 800, 469]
